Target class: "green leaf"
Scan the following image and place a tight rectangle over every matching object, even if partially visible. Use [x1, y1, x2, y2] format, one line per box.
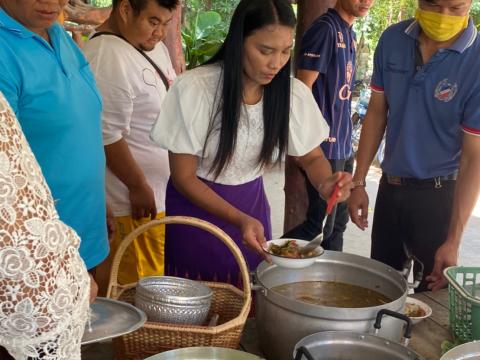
[197, 11, 222, 34]
[441, 339, 464, 355]
[197, 41, 222, 57]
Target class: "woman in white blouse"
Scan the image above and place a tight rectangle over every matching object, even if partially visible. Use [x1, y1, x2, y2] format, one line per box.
[151, 0, 352, 285]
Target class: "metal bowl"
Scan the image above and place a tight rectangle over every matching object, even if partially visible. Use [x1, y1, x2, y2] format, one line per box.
[134, 276, 213, 325]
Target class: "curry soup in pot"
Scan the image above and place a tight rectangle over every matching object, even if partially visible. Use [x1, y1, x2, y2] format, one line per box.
[272, 281, 392, 308]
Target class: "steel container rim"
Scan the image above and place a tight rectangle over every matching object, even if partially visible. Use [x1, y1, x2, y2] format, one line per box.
[294, 331, 425, 360]
[254, 250, 408, 320]
[136, 276, 213, 305]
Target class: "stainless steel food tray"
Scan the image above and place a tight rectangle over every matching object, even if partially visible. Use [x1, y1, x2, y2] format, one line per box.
[144, 347, 265, 359]
[81, 297, 146, 345]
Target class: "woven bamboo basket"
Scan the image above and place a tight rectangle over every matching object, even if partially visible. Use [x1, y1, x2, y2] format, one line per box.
[106, 216, 252, 360]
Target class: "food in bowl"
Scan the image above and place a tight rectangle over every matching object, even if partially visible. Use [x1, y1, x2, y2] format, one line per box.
[404, 297, 432, 324]
[267, 239, 320, 258]
[264, 239, 323, 269]
[272, 281, 392, 308]
[405, 302, 426, 317]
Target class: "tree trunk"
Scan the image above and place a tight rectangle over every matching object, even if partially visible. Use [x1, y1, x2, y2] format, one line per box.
[283, 0, 336, 233]
[294, 0, 337, 59]
[164, 2, 186, 75]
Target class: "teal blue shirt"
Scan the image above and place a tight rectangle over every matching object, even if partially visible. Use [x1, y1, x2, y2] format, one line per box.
[0, 9, 109, 269]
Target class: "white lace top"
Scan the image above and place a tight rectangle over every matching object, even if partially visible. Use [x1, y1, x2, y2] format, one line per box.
[0, 92, 90, 359]
[151, 64, 330, 185]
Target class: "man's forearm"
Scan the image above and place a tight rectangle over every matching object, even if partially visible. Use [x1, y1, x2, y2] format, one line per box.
[104, 139, 147, 190]
[445, 136, 480, 248]
[353, 92, 388, 181]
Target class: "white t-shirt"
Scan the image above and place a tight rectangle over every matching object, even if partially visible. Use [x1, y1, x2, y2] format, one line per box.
[151, 64, 330, 185]
[84, 36, 176, 216]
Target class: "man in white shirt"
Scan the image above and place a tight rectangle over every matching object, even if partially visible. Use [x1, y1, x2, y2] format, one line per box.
[84, 0, 178, 287]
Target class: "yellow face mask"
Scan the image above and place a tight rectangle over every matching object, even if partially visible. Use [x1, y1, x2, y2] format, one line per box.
[415, 9, 469, 42]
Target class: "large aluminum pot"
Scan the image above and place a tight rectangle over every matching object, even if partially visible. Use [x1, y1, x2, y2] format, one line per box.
[144, 347, 264, 359]
[254, 251, 409, 360]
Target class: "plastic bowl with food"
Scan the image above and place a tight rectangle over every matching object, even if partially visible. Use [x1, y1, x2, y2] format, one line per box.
[264, 239, 324, 269]
[404, 297, 432, 324]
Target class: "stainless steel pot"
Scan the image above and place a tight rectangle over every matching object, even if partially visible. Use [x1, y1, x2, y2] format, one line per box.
[144, 347, 264, 359]
[254, 251, 410, 360]
[440, 341, 480, 360]
[293, 310, 425, 360]
[134, 276, 212, 325]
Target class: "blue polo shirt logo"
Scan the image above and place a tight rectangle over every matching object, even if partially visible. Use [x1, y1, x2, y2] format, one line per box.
[434, 79, 458, 102]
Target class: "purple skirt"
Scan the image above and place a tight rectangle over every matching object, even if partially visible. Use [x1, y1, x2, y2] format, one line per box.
[165, 177, 272, 287]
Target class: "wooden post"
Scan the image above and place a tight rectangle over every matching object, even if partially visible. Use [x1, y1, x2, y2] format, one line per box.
[164, 1, 186, 75]
[284, 0, 336, 233]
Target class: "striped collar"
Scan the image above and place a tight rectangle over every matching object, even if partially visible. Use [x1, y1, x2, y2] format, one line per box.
[404, 18, 478, 53]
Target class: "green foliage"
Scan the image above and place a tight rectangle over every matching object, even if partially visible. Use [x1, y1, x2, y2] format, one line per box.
[353, 0, 480, 80]
[354, 0, 417, 50]
[184, 0, 240, 26]
[90, 0, 112, 7]
[182, 10, 225, 68]
[354, 0, 480, 51]
[182, 0, 240, 68]
[471, 2, 480, 27]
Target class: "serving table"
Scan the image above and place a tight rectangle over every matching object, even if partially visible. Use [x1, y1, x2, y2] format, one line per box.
[82, 289, 453, 359]
[239, 288, 453, 360]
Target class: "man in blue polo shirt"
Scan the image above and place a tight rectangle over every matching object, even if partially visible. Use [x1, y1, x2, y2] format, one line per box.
[349, 0, 480, 292]
[283, 0, 373, 251]
[0, 1, 109, 271]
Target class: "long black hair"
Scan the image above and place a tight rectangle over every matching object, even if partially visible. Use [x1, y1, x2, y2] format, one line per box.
[204, 0, 296, 179]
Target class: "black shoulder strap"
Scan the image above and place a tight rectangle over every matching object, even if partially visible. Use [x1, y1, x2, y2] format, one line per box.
[91, 31, 170, 90]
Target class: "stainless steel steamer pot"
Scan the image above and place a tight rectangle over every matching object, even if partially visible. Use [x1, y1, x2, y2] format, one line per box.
[253, 251, 410, 360]
[293, 310, 425, 360]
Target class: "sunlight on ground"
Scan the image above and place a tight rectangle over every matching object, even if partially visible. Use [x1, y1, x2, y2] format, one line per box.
[473, 199, 480, 218]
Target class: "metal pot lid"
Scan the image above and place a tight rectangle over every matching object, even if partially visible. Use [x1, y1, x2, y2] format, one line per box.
[294, 331, 425, 360]
[144, 347, 264, 360]
[81, 297, 146, 345]
[440, 341, 480, 360]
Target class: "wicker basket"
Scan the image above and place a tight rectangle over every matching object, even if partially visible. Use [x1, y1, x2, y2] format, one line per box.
[444, 266, 480, 343]
[106, 216, 252, 360]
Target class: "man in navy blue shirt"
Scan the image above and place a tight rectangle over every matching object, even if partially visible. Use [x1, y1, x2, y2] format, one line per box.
[349, 0, 480, 292]
[283, 0, 373, 251]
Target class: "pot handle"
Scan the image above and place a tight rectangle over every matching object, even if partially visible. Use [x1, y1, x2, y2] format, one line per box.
[402, 246, 424, 289]
[374, 309, 413, 346]
[250, 271, 265, 293]
[293, 346, 316, 360]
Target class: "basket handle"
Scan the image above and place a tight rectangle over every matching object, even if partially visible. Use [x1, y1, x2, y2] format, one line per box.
[106, 216, 252, 315]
